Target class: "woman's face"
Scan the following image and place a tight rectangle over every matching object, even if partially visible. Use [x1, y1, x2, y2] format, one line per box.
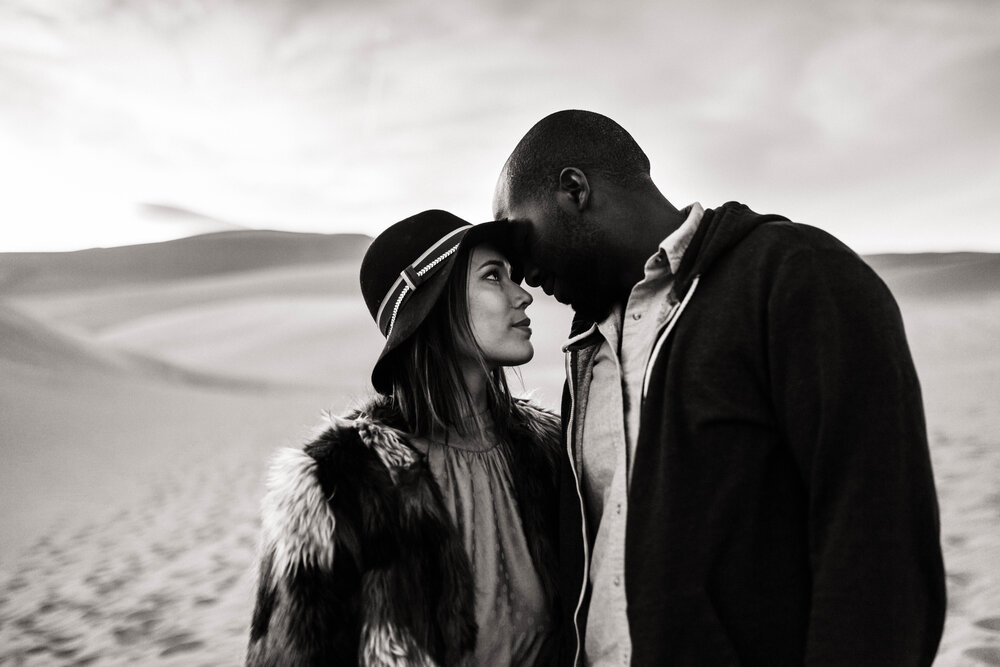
[464, 243, 534, 368]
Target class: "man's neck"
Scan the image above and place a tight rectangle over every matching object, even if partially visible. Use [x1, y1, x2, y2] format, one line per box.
[617, 188, 685, 287]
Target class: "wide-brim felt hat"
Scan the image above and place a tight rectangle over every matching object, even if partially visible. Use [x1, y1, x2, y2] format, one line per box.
[359, 209, 521, 394]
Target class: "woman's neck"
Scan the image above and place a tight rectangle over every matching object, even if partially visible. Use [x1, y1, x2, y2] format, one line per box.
[450, 362, 493, 442]
[461, 362, 490, 417]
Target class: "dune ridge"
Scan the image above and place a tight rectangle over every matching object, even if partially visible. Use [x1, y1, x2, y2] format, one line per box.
[0, 303, 275, 391]
[0, 230, 371, 295]
[865, 252, 1000, 299]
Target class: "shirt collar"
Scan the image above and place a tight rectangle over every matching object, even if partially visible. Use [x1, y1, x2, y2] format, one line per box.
[593, 203, 704, 339]
[647, 202, 704, 275]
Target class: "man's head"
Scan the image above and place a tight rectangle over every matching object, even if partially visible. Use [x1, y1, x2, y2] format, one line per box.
[493, 110, 674, 321]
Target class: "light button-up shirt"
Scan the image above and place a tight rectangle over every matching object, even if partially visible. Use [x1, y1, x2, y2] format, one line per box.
[579, 203, 704, 666]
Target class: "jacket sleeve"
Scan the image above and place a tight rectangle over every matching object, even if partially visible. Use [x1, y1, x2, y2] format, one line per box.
[767, 247, 946, 666]
[246, 446, 362, 665]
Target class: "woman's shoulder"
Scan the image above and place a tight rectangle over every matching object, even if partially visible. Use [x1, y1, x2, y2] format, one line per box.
[508, 397, 562, 463]
[276, 395, 420, 478]
[510, 397, 561, 438]
[258, 396, 420, 577]
[263, 396, 419, 518]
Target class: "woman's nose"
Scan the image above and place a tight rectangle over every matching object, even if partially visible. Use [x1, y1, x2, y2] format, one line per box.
[512, 283, 533, 308]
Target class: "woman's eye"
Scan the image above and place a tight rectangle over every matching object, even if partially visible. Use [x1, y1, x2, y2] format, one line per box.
[484, 270, 500, 282]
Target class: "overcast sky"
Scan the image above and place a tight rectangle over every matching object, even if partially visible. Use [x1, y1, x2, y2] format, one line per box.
[0, 0, 997, 252]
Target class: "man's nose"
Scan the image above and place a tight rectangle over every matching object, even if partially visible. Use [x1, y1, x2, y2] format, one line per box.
[523, 265, 542, 288]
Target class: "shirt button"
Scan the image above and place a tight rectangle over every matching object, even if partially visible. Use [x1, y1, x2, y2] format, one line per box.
[616, 503, 622, 515]
[631, 312, 642, 320]
[613, 575, 621, 586]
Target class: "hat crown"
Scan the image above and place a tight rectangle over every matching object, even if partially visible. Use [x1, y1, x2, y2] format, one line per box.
[359, 210, 472, 324]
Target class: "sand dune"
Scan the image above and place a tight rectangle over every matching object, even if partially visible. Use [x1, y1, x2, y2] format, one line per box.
[867, 252, 1000, 299]
[0, 239, 997, 665]
[0, 230, 371, 295]
[8, 263, 362, 332]
[97, 294, 383, 387]
[0, 303, 279, 392]
[0, 304, 124, 373]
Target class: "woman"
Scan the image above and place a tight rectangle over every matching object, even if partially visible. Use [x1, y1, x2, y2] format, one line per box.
[247, 210, 561, 666]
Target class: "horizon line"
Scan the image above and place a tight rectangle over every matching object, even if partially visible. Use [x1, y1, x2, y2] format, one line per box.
[1, 228, 998, 256]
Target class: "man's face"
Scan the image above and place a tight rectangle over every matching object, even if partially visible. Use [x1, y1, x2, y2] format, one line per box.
[493, 175, 619, 321]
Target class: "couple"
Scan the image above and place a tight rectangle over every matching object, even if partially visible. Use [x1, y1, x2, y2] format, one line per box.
[247, 111, 946, 666]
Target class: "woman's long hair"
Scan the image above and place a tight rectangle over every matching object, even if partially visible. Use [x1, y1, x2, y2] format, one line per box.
[387, 246, 516, 439]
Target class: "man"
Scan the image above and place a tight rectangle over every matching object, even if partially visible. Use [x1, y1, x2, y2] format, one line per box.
[493, 110, 945, 666]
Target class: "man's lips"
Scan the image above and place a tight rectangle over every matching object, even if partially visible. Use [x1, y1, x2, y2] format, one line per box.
[551, 283, 571, 305]
[512, 317, 532, 328]
[538, 276, 571, 305]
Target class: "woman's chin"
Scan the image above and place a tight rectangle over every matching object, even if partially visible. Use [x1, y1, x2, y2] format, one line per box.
[489, 347, 534, 368]
[512, 346, 535, 366]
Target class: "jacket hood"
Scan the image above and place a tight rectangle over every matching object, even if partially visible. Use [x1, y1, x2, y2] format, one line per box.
[566, 201, 788, 341]
[672, 201, 789, 299]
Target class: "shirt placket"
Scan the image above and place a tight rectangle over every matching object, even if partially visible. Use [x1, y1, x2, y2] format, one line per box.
[583, 322, 632, 666]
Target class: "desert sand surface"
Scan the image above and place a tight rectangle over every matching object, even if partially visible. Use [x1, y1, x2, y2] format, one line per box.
[0, 235, 997, 665]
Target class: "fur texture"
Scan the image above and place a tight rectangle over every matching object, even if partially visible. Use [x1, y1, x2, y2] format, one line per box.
[261, 448, 338, 580]
[247, 396, 561, 666]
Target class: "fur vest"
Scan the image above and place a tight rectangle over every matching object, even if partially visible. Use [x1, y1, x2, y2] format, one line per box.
[247, 396, 561, 666]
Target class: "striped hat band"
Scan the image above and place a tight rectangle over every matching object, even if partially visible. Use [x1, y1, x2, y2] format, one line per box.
[375, 225, 472, 337]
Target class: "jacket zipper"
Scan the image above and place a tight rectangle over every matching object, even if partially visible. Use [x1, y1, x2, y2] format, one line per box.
[564, 350, 590, 667]
[559, 277, 700, 662]
[642, 276, 700, 400]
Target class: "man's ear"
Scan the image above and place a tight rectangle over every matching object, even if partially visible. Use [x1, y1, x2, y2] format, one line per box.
[556, 167, 590, 213]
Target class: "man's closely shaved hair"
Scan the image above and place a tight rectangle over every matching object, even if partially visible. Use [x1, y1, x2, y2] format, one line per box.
[501, 110, 652, 205]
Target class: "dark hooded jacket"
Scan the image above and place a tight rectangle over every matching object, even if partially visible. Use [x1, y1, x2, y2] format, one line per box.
[247, 396, 561, 666]
[557, 202, 946, 665]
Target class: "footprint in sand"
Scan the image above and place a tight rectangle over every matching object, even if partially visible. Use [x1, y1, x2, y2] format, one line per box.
[216, 573, 240, 593]
[985, 492, 1000, 511]
[974, 617, 1000, 633]
[963, 646, 1000, 665]
[112, 608, 160, 645]
[158, 630, 206, 657]
[50, 644, 81, 660]
[945, 534, 969, 547]
[6, 576, 28, 592]
[947, 571, 973, 588]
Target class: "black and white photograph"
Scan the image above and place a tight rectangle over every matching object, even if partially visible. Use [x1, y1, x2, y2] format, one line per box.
[0, 1, 997, 665]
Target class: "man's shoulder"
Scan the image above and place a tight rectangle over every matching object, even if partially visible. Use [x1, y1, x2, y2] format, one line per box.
[716, 218, 866, 280]
[724, 218, 896, 309]
[744, 218, 856, 256]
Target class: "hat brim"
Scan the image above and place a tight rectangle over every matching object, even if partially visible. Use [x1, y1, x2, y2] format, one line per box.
[370, 220, 521, 394]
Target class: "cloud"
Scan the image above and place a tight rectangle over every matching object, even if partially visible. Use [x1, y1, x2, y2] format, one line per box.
[0, 0, 996, 251]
